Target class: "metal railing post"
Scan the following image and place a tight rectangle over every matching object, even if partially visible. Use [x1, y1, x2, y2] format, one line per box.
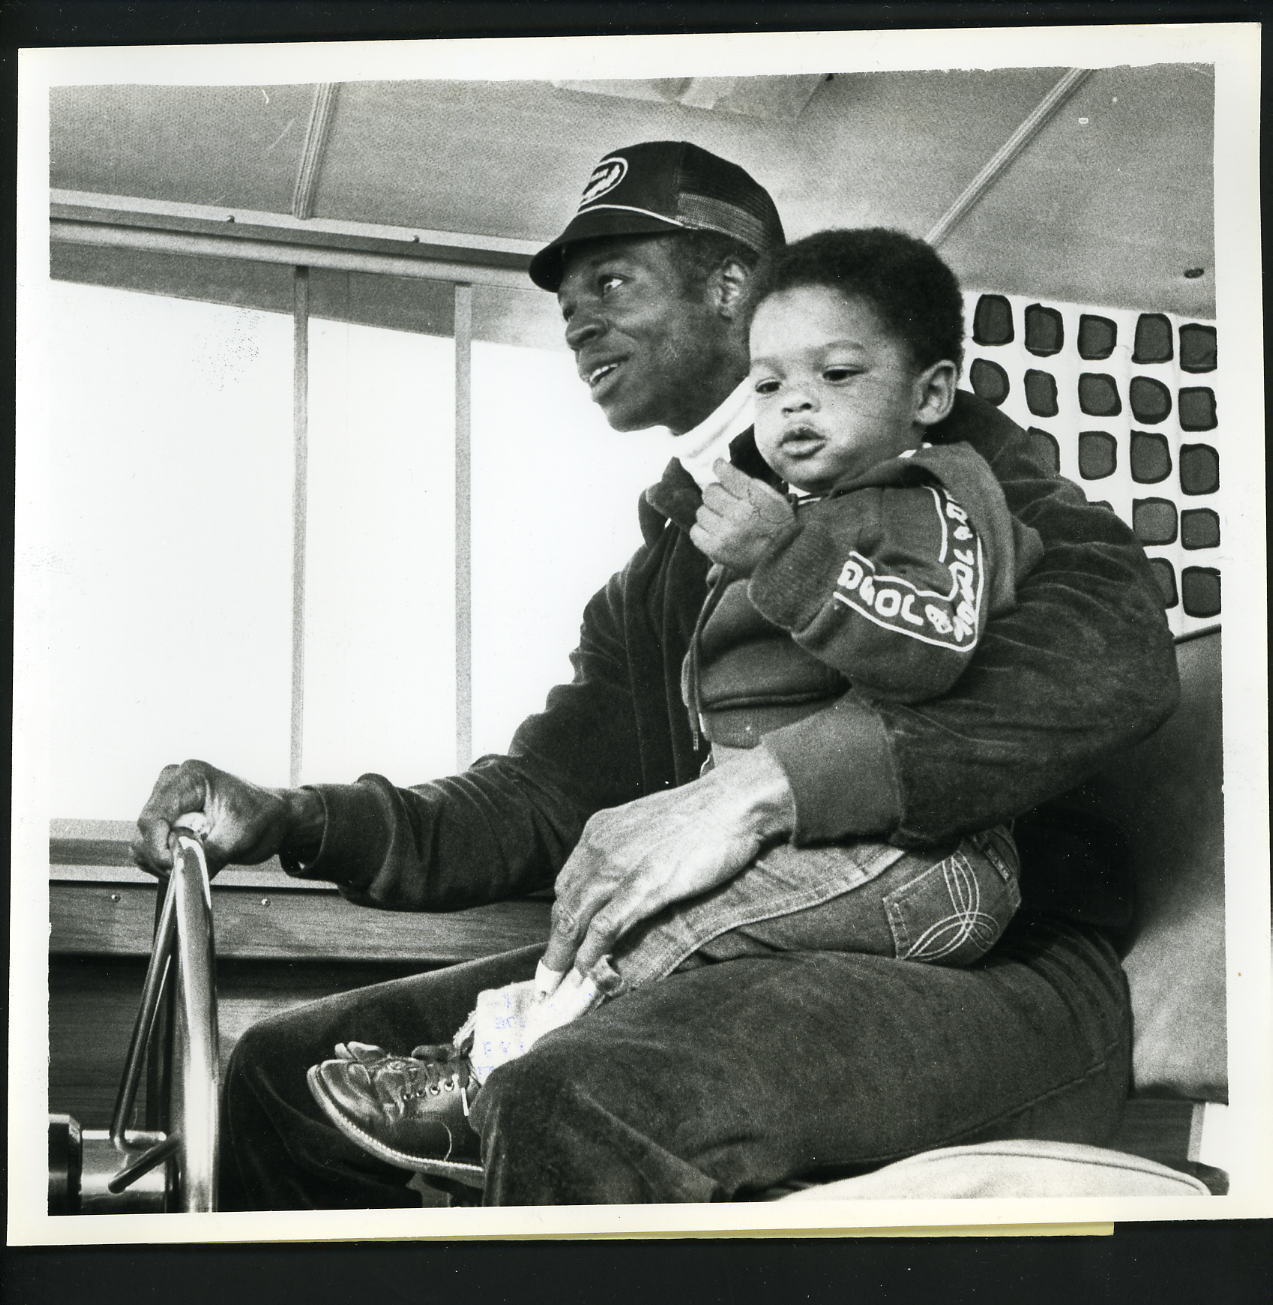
[104, 816, 220, 1212]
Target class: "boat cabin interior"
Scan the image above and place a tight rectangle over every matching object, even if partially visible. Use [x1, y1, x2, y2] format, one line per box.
[28, 52, 1253, 1218]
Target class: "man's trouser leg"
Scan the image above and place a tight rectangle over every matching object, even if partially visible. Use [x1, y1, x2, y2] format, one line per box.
[472, 914, 1131, 1205]
[219, 945, 541, 1210]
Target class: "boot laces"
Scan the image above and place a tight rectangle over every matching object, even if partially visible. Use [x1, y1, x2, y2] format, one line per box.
[393, 1056, 471, 1115]
[403, 1062, 454, 1096]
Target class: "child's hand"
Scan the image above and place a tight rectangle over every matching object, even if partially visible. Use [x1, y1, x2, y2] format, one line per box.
[690, 459, 795, 575]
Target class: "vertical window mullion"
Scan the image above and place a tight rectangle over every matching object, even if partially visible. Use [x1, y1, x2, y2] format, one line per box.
[290, 265, 310, 787]
[453, 282, 474, 770]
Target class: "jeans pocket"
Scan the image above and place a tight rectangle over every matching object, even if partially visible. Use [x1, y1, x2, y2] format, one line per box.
[883, 842, 1021, 966]
[968, 825, 1023, 902]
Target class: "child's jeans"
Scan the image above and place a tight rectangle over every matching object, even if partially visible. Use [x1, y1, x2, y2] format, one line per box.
[462, 823, 1021, 1083]
[605, 823, 1022, 993]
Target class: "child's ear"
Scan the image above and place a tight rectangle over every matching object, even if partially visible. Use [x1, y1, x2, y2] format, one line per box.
[711, 257, 752, 320]
[913, 360, 958, 428]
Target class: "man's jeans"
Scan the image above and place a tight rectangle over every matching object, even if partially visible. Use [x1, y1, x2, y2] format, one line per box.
[220, 912, 1130, 1208]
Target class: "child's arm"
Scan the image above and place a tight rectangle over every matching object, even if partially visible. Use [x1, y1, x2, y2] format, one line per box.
[747, 479, 1003, 702]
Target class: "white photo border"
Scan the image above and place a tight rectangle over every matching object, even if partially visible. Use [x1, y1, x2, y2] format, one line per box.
[11, 20, 1269, 1245]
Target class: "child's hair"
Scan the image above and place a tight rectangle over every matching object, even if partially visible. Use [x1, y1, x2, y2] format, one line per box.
[744, 228, 965, 372]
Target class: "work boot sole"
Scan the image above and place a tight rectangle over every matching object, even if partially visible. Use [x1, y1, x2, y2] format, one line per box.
[306, 1064, 485, 1188]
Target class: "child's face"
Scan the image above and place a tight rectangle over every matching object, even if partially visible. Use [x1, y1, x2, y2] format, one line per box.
[749, 285, 932, 494]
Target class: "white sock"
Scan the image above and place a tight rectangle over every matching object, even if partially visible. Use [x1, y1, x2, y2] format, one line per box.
[525, 967, 603, 1043]
[460, 967, 608, 1084]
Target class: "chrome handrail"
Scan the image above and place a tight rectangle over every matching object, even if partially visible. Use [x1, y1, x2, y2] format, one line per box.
[170, 820, 220, 1211]
[110, 884, 176, 1153]
[106, 814, 220, 1212]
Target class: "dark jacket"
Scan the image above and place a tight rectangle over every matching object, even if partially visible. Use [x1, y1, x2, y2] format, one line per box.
[688, 442, 1046, 748]
[288, 392, 1178, 926]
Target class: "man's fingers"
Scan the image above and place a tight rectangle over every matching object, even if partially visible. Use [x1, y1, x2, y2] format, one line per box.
[572, 862, 683, 976]
[540, 923, 580, 977]
[534, 958, 566, 997]
[572, 896, 646, 977]
[546, 812, 660, 976]
[131, 758, 293, 880]
[131, 810, 173, 873]
[132, 762, 203, 874]
[543, 869, 605, 976]
[128, 830, 172, 875]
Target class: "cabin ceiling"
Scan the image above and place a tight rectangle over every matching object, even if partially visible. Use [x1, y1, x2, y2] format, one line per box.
[49, 66, 1216, 347]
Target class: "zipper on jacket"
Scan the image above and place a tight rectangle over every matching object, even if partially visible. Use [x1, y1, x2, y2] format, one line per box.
[684, 563, 731, 752]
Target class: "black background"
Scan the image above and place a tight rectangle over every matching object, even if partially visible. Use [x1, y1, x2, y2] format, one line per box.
[3, 1227, 1271, 1304]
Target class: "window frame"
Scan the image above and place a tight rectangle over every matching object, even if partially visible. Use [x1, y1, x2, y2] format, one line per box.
[48, 191, 541, 881]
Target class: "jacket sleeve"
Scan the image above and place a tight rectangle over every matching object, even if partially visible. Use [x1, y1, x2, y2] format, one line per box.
[747, 482, 995, 703]
[284, 561, 650, 911]
[761, 393, 1180, 849]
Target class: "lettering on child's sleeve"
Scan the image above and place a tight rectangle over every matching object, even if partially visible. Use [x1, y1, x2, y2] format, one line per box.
[832, 485, 984, 649]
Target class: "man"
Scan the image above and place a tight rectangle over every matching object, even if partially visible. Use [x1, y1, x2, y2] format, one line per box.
[133, 141, 1178, 1208]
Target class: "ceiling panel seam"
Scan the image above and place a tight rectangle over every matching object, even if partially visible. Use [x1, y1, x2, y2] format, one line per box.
[292, 83, 340, 222]
[926, 68, 1093, 249]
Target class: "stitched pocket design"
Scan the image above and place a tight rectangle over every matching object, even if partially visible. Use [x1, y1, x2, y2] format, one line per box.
[884, 847, 1020, 965]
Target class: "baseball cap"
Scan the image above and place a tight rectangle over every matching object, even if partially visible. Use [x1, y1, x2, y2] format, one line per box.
[528, 140, 785, 292]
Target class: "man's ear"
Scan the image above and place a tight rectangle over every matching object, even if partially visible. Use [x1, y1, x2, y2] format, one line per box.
[913, 359, 959, 428]
[709, 257, 752, 320]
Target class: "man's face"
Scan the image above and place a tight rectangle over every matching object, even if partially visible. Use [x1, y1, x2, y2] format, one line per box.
[749, 285, 928, 495]
[557, 235, 738, 435]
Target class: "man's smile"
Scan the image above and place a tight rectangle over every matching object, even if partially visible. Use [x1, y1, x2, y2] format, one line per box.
[581, 358, 624, 390]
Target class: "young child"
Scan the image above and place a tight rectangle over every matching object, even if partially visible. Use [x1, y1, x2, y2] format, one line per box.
[307, 228, 1043, 1174]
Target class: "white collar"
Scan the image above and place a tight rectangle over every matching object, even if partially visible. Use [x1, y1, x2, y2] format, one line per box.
[672, 379, 754, 491]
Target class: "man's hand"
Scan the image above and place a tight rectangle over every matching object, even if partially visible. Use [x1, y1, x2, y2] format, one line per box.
[540, 746, 795, 980]
[690, 458, 795, 575]
[131, 759, 324, 877]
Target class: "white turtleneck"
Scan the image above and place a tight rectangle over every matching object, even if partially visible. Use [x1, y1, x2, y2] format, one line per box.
[671, 379, 754, 490]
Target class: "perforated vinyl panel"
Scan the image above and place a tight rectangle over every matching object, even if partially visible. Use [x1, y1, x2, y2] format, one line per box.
[964, 290, 1220, 636]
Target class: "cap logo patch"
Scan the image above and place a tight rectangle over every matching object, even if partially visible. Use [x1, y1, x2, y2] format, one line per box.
[579, 155, 628, 209]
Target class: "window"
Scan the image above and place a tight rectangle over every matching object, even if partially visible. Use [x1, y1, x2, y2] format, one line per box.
[45, 271, 669, 821]
[49, 280, 293, 817]
[470, 332, 667, 758]
[303, 315, 457, 783]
